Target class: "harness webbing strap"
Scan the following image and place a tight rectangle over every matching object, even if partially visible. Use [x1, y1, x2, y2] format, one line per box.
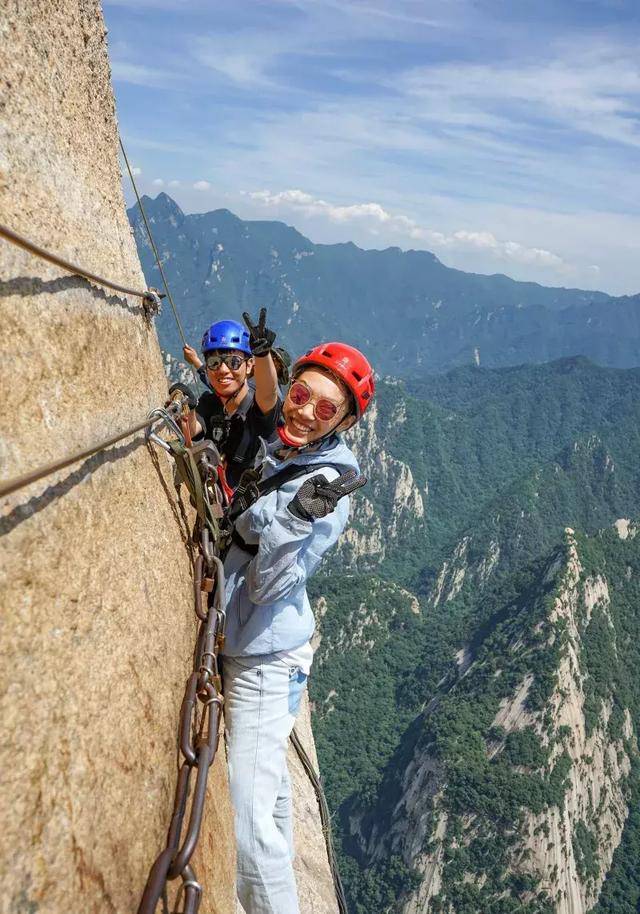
[228, 461, 336, 554]
[229, 462, 326, 522]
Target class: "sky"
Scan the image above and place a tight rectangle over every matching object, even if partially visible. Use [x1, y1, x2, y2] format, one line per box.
[104, 0, 640, 295]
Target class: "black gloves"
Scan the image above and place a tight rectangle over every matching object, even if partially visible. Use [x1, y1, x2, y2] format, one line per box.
[168, 382, 198, 410]
[243, 307, 276, 357]
[288, 469, 367, 521]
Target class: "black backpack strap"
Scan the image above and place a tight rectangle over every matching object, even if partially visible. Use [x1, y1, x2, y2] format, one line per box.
[226, 388, 265, 466]
[227, 462, 338, 552]
[231, 526, 259, 556]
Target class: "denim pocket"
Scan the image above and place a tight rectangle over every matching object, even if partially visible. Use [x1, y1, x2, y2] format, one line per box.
[288, 667, 307, 715]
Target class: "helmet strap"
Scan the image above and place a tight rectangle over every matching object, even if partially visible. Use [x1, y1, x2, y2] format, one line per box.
[276, 415, 344, 456]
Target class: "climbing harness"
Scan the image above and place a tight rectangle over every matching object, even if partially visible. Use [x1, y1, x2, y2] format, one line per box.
[0, 222, 163, 316]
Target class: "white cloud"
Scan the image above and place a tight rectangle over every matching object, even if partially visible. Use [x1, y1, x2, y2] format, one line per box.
[131, 166, 142, 176]
[426, 230, 564, 269]
[109, 5, 639, 293]
[397, 43, 640, 150]
[168, 179, 181, 187]
[152, 178, 165, 187]
[247, 188, 566, 270]
[247, 189, 416, 230]
[110, 60, 169, 88]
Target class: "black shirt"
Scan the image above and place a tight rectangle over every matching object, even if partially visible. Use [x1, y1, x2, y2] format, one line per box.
[195, 386, 279, 489]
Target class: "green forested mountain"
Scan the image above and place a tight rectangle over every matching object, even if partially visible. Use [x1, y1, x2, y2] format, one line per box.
[130, 194, 640, 378]
[305, 358, 640, 913]
[343, 527, 640, 914]
[152, 194, 640, 909]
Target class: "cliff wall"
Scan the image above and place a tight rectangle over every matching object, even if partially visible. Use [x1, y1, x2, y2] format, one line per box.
[342, 526, 639, 914]
[0, 3, 237, 911]
[1, 4, 341, 913]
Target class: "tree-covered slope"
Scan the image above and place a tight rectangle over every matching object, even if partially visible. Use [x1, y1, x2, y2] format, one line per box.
[307, 359, 640, 913]
[348, 526, 640, 914]
[129, 194, 640, 377]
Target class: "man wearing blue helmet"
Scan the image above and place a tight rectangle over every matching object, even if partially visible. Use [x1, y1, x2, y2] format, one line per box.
[176, 310, 281, 492]
[184, 339, 292, 393]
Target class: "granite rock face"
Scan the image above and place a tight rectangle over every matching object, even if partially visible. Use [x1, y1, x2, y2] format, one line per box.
[290, 693, 340, 914]
[0, 3, 236, 911]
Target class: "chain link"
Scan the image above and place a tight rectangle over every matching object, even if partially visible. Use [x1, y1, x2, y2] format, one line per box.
[138, 436, 228, 914]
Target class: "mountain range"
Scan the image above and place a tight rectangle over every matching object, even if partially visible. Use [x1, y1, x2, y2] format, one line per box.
[129, 193, 640, 378]
[144, 194, 640, 912]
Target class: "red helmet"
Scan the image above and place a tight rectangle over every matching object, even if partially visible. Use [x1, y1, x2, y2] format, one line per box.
[293, 342, 375, 418]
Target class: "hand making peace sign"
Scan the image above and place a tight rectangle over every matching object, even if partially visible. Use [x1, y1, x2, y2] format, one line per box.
[287, 469, 367, 521]
[242, 307, 276, 357]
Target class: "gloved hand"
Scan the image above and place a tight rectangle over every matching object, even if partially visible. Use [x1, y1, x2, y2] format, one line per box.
[168, 382, 198, 411]
[287, 469, 367, 521]
[242, 307, 276, 357]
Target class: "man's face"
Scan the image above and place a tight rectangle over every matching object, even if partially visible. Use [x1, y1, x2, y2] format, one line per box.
[205, 349, 253, 400]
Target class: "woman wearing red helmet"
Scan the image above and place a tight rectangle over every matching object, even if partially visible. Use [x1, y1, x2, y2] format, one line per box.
[221, 342, 374, 914]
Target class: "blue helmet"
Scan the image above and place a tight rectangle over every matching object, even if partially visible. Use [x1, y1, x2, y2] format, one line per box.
[201, 319, 251, 355]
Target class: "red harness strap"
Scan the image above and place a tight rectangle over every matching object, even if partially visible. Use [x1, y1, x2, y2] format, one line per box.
[179, 414, 193, 448]
[216, 462, 235, 504]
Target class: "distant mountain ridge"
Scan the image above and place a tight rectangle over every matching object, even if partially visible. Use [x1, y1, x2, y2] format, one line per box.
[129, 193, 640, 377]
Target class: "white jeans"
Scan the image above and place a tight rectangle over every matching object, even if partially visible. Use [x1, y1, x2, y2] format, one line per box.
[223, 653, 308, 914]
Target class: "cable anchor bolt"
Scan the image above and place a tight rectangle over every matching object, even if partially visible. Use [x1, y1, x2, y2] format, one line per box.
[142, 287, 165, 318]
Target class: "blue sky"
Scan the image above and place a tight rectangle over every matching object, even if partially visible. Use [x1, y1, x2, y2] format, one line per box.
[104, 0, 639, 295]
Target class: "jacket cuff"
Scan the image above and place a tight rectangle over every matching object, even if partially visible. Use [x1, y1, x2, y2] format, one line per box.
[279, 506, 313, 535]
[287, 500, 312, 522]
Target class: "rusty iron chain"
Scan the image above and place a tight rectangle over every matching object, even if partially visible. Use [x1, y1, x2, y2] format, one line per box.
[138, 437, 228, 914]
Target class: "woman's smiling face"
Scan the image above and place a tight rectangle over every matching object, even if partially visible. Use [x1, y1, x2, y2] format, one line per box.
[282, 367, 352, 447]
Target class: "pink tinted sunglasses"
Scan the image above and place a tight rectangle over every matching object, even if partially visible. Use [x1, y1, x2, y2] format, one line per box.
[288, 380, 342, 421]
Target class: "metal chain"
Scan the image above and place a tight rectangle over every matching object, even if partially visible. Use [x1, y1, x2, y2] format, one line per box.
[138, 435, 228, 914]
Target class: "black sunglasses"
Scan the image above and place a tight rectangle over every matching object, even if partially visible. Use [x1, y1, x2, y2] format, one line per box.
[205, 353, 248, 372]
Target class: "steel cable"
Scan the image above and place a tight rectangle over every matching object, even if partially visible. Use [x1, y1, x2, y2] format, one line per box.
[120, 140, 190, 349]
[290, 727, 349, 914]
[0, 223, 162, 307]
[120, 139, 202, 389]
[0, 405, 182, 500]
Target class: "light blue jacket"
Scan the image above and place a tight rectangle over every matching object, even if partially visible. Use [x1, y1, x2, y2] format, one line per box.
[222, 435, 359, 656]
